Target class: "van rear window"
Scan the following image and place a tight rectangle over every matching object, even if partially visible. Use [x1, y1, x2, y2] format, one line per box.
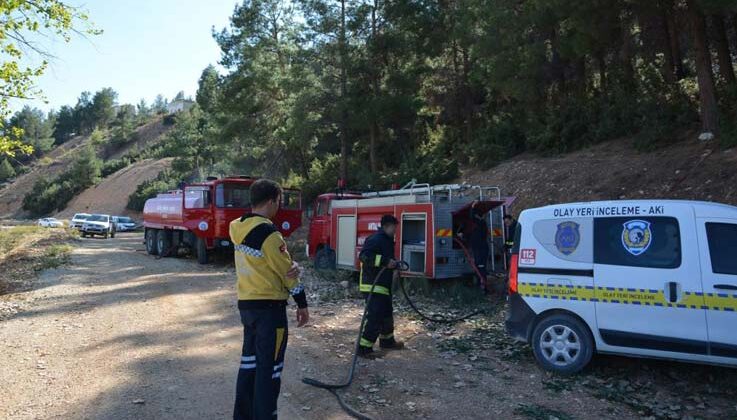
[594, 217, 681, 269]
[705, 223, 737, 275]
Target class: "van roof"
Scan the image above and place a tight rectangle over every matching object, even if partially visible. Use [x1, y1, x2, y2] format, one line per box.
[524, 199, 737, 219]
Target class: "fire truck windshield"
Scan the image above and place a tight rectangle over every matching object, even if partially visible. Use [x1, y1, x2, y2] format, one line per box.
[216, 183, 251, 208]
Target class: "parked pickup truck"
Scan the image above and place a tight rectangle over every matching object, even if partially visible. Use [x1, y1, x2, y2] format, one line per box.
[80, 214, 116, 239]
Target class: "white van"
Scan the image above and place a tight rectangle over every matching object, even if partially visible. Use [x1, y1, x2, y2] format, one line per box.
[506, 200, 737, 374]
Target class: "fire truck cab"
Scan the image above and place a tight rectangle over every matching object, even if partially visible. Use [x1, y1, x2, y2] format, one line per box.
[307, 182, 508, 280]
[143, 176, 302, 264]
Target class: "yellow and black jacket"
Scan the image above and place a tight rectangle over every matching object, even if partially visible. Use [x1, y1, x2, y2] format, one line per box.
[229, 214, 307, 309]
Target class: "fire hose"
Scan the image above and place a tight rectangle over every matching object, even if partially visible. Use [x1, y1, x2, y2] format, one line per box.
[304, 253, 486, 419]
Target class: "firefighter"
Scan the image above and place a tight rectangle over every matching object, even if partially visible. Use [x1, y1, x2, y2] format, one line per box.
[503, 214, 518, 268]
[469, 200, 490, 293]
[230, 179, 310, 420]
[357, 215, 404, 358]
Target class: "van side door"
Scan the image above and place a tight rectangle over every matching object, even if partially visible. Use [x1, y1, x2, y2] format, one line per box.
[698, 220, 737, 359]
[593, 213, 708, 358]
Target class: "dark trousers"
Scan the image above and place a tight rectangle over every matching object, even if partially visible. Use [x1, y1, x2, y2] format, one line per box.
[360, 293, 395, 347]
[233, 306, 288, 420]
[472, 244, 489, 289]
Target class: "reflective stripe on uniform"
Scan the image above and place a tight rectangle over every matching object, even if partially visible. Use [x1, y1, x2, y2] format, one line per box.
[517, 282, 737, 312]
[379, 333, 394, 340]
[359, 284, 390, 295]
[274, 328, 285, 361]
[360, 337, 374, 348]
[374, 254, 382, 267]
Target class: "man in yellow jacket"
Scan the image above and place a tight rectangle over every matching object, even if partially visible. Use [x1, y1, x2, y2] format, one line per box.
[230, 179, 309, 420]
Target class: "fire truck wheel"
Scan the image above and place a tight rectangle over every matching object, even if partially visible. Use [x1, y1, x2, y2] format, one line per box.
[158, 230, 172, 257]
[145, 229, 158, 255]
[314, 248, 335, 270]
[196, 237, 208, 264]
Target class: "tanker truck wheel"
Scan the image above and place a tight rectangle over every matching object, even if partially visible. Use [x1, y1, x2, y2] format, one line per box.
[158, 230, 173, 257]
[195, 237, 209, 264]
[145, 229, 158, 255]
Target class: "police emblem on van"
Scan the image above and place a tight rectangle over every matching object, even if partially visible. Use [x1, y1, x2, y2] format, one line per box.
[622, 220, 652, 256]
[555, 221, 580, 255]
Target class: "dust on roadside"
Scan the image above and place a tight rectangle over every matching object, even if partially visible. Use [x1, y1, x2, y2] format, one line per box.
[0, 225, 76, 319]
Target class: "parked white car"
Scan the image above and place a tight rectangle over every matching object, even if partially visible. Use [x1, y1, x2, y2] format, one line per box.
[70, 213, 91, 229]
[80, 214, 116, 239]
[112, 216, 137, 231]
[38, 218, 64, 228]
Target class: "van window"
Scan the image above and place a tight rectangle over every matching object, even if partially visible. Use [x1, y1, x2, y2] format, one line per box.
[706, 223, 737, 275]
[594, 217, 681, 269]
[532, 218, 593, 263]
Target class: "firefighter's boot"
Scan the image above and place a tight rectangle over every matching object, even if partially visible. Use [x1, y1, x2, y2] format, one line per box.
[357, 346, 382, 359]
[379, 338, 405, 350]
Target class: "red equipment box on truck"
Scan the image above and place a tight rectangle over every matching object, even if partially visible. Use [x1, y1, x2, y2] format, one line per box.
[143, 176, 302, 264]
[307, 182, 508, 279]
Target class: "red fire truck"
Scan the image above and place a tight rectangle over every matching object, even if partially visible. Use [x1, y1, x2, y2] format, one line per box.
[143, 176, 302, 264]
[306, 182, 508, 279]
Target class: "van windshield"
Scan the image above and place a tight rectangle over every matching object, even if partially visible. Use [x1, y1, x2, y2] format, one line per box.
[73, 214, 90, 220]
[87, 215, 109, 222]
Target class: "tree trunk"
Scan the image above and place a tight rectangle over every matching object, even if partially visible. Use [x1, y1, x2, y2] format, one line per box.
[369, 0, 380, 174]
[667, 8, 686, 80]
[687, 0, 719, 133]
[339, 0, 349, 181]
[711, 14, 736, 87]
[660, 9, 677, 84]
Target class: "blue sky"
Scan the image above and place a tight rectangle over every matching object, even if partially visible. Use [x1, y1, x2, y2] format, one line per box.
[11, 0, 238, 112]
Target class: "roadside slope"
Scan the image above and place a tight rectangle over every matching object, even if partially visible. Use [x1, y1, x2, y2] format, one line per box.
[464, 137, 737, 213]
[57, 158, 174, 218]
[0, 118, 172, 219]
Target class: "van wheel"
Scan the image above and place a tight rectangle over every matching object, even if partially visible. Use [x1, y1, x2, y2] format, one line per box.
[314, 248, 335, 270]
[531, 314, 593, 375]
[145, 229, 158, 255]
[195, 237, 208, 264]
[158, 230, 173, 257]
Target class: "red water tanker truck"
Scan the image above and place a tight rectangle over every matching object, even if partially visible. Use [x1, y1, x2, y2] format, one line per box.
[143, 176, 302, 264]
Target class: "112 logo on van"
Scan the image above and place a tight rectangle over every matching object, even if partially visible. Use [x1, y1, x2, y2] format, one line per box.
[520, 249, 537, 265]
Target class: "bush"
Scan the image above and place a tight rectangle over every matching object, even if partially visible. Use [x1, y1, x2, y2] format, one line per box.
[0, 159, 15, 181]
[22, 147, 102, 216]
[127, 170, 180, 211]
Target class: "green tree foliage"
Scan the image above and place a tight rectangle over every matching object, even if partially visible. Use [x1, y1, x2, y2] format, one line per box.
[7, 106, 55, 157]
[90, 87, 118, 129]
[152, 94, 168, 114]
[0, 0, 100, 156]
[22, 145, 102, 216]
[136, 0, 737, 205]
[0, 158, 14, 181]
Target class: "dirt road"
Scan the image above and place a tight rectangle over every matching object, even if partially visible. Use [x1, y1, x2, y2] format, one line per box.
[2, 233, 735, 419]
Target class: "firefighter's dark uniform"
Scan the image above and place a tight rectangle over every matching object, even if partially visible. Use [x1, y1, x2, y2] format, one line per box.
[469, 206, 489, 289]
[358, 229, 398, 350]
[230, 214, 308, 420]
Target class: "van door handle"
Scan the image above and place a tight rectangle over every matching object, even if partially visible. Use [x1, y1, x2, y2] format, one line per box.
[667, 282, 678, 303]
[714, 284, 737, 291]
